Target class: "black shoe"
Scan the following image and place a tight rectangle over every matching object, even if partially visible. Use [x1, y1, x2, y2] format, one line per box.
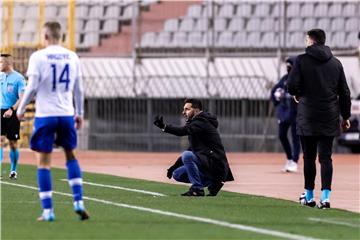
[181, 188, 205, 197]
[317, 201, 330, 209]
[299, 192, 316, 207]
[76, 209, 90, 221]
[207, 182, 224, 196]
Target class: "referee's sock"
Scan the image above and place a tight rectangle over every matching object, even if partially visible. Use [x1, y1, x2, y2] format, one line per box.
[10, 148, 19, 172]
[0, 147, 3, 175]
[0, 147, 3, 163]
[66, 159, 84, 206]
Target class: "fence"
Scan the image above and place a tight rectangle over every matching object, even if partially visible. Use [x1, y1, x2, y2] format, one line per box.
[86, 97, 280, 152]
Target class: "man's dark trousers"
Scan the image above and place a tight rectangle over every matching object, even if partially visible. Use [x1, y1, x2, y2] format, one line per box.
[300, 136, 334, 191]
[279, 120, 300, 162]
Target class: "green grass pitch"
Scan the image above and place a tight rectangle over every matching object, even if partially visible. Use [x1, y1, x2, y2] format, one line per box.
[1, 164, 359, 240]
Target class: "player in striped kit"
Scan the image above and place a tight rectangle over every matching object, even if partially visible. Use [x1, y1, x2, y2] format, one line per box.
[17, 21, 89, 221]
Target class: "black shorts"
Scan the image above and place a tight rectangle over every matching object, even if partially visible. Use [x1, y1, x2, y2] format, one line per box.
[1, 109, 20, 141]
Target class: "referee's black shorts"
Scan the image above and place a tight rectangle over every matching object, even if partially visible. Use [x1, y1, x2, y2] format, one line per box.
[1, 109, 20, 141]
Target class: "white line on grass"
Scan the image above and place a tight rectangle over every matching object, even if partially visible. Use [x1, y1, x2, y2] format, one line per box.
[2, 181, 320, 240]
[60, 179, 166, 197]
[308, 217, 360, 228]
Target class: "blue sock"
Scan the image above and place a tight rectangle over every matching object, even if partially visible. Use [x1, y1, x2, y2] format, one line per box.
[321, 189, 331, 202]
[305, 189, 314, 201]
[38, 168, 53, 210]
[10, 149, 19, 172]
[66, 159, 83, 202]
[0, 147, 3, 175]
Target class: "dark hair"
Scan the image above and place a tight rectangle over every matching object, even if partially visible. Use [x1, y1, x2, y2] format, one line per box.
[307, 29, 326, 45]
[184, 98, 203, 110]
[44, 21, 62, 41]
[0, 53, 11, 57]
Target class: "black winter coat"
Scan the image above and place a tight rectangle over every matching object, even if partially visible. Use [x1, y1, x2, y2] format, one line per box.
[287, 44, 351, 136]
[164, 112, 234, 182]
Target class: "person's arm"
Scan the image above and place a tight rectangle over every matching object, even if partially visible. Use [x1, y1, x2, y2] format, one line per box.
[154, 116, 205, 136]
[338, 65, 352, 131]
[287, 56, 302, 98]
[167, 156, 183, 179]
[270, 78, 284, 106]
[2, 77, 26, 118]
[17, 75, 39, 119]
[73, 58, 84, 130]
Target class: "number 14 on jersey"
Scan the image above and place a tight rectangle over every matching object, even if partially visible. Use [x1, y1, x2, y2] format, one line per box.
[51, 64, 70, 91]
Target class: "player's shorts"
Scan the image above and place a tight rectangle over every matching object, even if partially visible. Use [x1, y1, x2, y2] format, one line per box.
[1, 109, 20, 140]
[30, 116, 77, 153]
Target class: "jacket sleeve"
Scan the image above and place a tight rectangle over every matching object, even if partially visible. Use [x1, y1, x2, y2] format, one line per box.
[338, 65, 351, 120]
[287, 56, 302, 96]
[164, 118, 206, 136]
[270, 77, 284, 106]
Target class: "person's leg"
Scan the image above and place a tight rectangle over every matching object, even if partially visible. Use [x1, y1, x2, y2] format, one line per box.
[58, 116, 89, 220]
[172, 166, 190, 183]
[279, 121, 293, 160]
[180, 151, 205, 196]
[30, 117, 57, 221]
[37, 152, 55, 221]
[291, 121, 301, 163]
[9, 140, 19, 177]
[300, 136, 317, 202]
[8, 112, 21, 178]
[181, 151, 202, 189]
[318, 136, 334, 207]
[0, 136, 5, 178]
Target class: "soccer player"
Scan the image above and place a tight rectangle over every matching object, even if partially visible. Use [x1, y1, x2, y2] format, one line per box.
[0, 53, 25, 180]
[17, 21, 89, 221]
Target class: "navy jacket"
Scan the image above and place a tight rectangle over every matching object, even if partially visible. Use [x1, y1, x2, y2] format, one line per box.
[288, 44, 351, 136]
[271, 75, 297, 122]
[164, 112, 234, 182]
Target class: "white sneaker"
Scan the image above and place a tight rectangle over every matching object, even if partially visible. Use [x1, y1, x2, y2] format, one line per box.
[281, 160, 292, 172]
[9, 171, 17, 180]
[286, 160, 298, 172]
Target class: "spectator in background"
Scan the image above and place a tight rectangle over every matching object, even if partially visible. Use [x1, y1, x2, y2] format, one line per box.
[270, 57, 300, 173]
[288, 29, 351, 209]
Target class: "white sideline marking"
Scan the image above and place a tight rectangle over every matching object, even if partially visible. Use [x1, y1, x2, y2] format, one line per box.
[308, 217, 360, 228]
[2, 181, 320, 240]
[60, 179, 166, 197]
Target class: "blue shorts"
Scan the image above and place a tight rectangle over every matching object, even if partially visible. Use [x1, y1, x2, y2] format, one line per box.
[30, 116, 77, 153]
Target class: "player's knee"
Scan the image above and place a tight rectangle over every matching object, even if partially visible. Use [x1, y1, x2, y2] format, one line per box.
[64, 150, 76, 161]
[172, 169, 189, 183]
[181, 151, 194, 164]
[319, 154, 332, 164]
[9, 140, 17, 150]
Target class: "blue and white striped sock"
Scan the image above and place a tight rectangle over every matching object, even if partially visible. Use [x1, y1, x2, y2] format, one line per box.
[66, 160, 83, 205]
[38, 168, 53, 211]
[10, 149, 19, 172]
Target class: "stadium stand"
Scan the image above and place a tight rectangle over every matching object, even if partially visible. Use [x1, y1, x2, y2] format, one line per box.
[7, 1, 359, 55]
[80, 56, 359, 99]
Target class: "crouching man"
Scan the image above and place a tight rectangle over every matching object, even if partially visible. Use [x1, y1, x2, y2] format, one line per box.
[154, 99, 234, 196]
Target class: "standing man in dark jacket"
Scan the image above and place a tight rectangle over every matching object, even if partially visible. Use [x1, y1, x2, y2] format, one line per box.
[288, 29, 351, 209]
[271, 57, 300, 172]
[153, 99, 234, 197]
